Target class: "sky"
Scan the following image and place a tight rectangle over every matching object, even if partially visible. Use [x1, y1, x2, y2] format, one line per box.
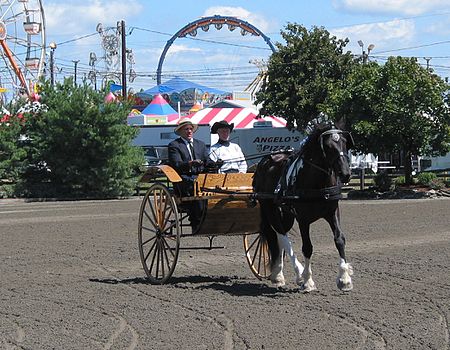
[4, 0, 450, 98]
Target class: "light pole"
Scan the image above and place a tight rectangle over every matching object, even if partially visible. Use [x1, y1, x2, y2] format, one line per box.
[357, 40, 375, 190]
[358, 40, 375, 64]
[49, 41, 57, 87]
[424, 57, 432, 72]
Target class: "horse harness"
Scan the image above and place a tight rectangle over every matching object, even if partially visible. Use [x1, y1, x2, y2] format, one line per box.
[272, 128, 352, 202]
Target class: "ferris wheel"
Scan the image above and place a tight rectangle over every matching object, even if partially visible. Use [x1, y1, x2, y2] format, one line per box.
[0, 0, 46, 101]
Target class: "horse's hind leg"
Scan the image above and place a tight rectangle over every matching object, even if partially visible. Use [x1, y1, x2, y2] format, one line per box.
[298, 222, 317, 292]
[277, 233, 304, 286]
[270, 231, 285, 287]
[263, 222, 285, 287]
[326, 207, 353, 291]
[270, 251, 285, 287]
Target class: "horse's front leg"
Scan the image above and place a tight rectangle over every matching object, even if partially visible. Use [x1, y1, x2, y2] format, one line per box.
[276, 232, 304, 286]
[298, 222, 317, 292]
[327, 206, 353, 291]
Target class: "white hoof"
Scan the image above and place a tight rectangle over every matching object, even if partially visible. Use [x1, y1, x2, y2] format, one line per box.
[271, 271, 285, 287]
[300, 279, 317, 293]
[337, 280, 353, 292]
[337, 263, 354, 292]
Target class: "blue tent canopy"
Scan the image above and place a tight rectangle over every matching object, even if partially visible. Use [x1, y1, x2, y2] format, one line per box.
[143, 76, 228, 95]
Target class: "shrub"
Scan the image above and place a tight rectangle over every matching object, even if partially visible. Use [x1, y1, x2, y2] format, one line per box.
[416, 172, 437, 186]
[428, 178, 445, 190]
[394, 176, 406, 186]
[16, 78, 143, 198]
[373, 172, 393, 192]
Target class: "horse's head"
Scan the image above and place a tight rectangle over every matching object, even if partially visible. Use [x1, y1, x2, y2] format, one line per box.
[319, 122, 353, 184]
[306, 121, 354, 184]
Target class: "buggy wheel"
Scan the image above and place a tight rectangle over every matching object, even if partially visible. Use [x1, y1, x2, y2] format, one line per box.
[138, 183, 180, 284]
[243, 233, 271, 280]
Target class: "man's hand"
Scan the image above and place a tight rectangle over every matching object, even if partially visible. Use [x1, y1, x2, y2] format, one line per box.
[215, 159, 224, 168]
[189, 159, 204, 166]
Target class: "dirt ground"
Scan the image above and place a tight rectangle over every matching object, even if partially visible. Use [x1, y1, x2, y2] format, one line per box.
[1, 197, 449, 349]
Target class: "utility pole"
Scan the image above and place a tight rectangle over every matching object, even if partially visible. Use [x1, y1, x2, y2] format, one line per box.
[49, 42, 57, 87]
[120, 20, 127, 99]
[72, 60, 80, 86]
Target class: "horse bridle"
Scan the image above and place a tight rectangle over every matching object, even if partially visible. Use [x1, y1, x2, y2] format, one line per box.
[305, 128, 352, 176]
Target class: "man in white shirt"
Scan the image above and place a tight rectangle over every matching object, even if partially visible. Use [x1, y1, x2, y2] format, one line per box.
[209, 120, 247, 174]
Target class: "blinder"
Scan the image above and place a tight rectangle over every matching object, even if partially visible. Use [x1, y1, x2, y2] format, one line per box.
[319, 129, 354, 156]
[319, 129, 345, 158]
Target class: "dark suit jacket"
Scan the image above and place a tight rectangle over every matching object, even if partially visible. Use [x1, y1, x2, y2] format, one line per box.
[168, 137, 211, 175]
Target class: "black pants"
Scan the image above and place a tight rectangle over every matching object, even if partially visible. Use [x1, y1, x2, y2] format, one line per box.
[175, 177, 206, 226]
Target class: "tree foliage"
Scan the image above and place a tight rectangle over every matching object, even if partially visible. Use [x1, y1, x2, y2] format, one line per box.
[0, 105, 28, 197]
[15, 78, 143, 198]
[256, 23, 450, 185]
[330, 57, 450, 184]
[256, 23, 356, 130]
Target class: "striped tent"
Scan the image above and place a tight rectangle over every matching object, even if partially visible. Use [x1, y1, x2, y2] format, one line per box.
[186, 107, 287, 128]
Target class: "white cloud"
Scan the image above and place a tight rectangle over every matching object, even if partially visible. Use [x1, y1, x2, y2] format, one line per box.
[332, 19, 415, 53]
[46, 0, 143, 36]
[202, 6, 271, 32]
[165, 44, 202, 56]
[333, 0, 450, 16]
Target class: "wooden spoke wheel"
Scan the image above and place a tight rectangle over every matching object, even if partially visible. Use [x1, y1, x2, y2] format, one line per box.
[243, 233, 271, 280]
[138, 183, 180, 284]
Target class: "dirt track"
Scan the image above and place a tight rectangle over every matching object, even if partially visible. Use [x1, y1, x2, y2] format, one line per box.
[1, 197, 449, 349]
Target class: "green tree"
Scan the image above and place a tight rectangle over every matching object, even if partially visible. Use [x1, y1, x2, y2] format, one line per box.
[330, 57, 450, 185]
[0, 105, 28, 197]
[256, 23, 356, 130]
[19, 78, 143, 198]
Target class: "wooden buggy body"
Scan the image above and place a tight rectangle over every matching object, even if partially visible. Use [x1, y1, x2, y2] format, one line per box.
[138, 165, 270, 284]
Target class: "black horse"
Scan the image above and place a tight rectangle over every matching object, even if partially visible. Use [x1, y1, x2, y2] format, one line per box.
[253, 120, 354, 292]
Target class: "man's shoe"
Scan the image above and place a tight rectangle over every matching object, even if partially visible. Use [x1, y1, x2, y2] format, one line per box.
[190, 221, 201, 234]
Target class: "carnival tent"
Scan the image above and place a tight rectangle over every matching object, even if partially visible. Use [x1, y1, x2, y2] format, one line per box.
[141, 94, 179, 122]
[186, 107, 287, 129]
[104, 92, 117, 103]
[143, 76, 229, 95]
[128, 94, 179, 125]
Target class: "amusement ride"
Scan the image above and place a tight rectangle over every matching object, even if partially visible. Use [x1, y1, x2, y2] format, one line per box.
[0, 0, 45, 102]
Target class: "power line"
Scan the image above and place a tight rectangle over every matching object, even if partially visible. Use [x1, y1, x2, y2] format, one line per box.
[375, 40, 450, 55]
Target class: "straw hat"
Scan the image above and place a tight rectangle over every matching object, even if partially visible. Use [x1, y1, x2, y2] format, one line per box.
[174, 118, 198, 135]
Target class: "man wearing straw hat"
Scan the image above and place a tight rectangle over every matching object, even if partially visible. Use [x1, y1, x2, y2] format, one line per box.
[168, 118, 213, 231]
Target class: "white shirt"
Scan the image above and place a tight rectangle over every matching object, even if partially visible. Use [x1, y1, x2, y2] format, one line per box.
[209, 141, 247, 173]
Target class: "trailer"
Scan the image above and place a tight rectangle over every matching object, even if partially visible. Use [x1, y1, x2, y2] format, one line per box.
[210, 125, 304, 167]
[131, 124, 305, 168]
